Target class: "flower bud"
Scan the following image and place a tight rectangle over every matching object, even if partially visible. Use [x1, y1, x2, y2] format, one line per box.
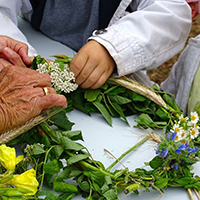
[124, 183, 140, 194]
[0, 188, 23, 197]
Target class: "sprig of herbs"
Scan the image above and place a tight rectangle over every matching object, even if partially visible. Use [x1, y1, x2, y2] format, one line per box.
[31, 55, 182, 132]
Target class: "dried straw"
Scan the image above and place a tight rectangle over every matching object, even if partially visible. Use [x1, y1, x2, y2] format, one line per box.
[108, 76, 168, 110]
[0, 107, 63, 144]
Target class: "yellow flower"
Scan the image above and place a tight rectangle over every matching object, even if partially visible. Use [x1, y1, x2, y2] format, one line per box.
[11, 168, 39, 196]
[0, 144, 23, 171]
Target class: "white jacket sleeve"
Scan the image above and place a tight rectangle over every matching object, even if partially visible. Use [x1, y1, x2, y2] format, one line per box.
[0, 0, 37, 56]
[90, 0, 192, 76]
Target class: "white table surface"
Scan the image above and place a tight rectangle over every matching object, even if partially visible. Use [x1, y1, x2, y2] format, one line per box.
[18, 17, 200, 200]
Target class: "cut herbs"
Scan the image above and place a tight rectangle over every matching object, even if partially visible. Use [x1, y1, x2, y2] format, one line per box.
[31, 55, 182, 131]
[1, 55, 199, 200]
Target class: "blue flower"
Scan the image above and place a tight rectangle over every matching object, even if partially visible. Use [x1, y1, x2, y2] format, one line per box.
[157, 149, 168, 158]
[162, 149, 168, 157]
[175, 142, 198, 155]
[188, 147, 198, 154]
[173, 164, 178, 170]
[175, 143, 186, 154]
[166, 133, 170, 141]
[156, 150, 160, 154]
[185, 143, 189, 149]
[175, 149, 181, 155]
[178, 143, 186, 150]
[166, 132, 177, 141]
[171, 132, 177, 141]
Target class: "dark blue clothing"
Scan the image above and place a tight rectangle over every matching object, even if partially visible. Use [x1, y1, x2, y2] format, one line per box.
[30, 0, 120, 51]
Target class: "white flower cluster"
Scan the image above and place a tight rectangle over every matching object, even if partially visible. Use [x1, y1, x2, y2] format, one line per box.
[171, 111, 200, 141]
[37, 62, 78, 93]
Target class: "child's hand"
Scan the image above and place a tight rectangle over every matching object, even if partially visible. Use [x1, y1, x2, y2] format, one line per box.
[70, 40, 115, 89]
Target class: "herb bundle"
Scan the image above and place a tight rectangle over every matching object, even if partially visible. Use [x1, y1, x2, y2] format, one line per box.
[1, 55, 200, 200]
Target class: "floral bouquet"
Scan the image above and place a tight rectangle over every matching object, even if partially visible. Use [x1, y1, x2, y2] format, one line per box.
[0, 55, 200, 200]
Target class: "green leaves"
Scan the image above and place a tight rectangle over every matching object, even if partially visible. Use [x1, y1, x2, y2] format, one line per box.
[149, 156, 163, 169]
[44, 160, 63, 175]
[135, 114, 167, 129]
[58, 165, 82, 179]
[68, 83, 173, 129]
[53, 176, 78, 193]
[60, 137, 84, 151]
[154, 178, 168, 189]
[49, 110, 74, 130]
[108, 95, 131, 105]
[30, 55, 46, 69]
[92, 101, 112, 126]
[84, 89, 101, 102]
[32, 143, 46, 155]
[37, 189, 59, 200]
[67, 154, 89, 165]
[103, 189, 118, 200]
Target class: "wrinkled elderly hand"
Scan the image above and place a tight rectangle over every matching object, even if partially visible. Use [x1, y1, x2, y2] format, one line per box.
[70, 40, 115, 89]
[0, 35, 31, 69]
[0, 64, 67, 133]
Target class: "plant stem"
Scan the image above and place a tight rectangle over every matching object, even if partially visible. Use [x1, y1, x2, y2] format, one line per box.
[106, 136, 149, 171]
[187, 189, 195, 200]
[0, 171, 13, 186]
[38, 145, 56, 191]
[194, 188, 200, 200]
[39, 123, 115, 178]
[65, 151, 114, 178]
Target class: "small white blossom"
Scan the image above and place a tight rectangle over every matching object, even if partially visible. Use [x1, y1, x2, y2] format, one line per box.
[171, 123, 182, 134]
[171, 112, 200, 142]
[179, 114, 187, 123]
[190, 112, 199, 124]
[37, 61, 78, 93]
[176, 130, 188, 141]
[189, 127, 199, 139]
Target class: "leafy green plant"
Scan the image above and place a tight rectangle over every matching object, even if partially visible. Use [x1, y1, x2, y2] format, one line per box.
[2, 55, 199, 200]
[8, 115, 200, 200]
